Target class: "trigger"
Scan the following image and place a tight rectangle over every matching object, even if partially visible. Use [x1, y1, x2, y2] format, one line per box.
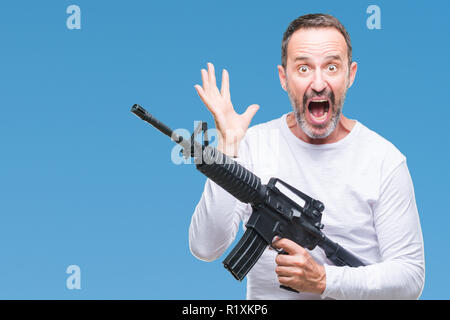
[271, 236, 288, 255]
[277, 249, 289, 255]
[269, 244, 287, 254]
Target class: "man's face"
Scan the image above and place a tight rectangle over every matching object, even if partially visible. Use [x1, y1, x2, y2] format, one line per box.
[278, 28, 357, 139]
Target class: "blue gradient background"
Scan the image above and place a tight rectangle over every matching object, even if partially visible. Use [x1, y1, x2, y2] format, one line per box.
[0, 0, 448, 299]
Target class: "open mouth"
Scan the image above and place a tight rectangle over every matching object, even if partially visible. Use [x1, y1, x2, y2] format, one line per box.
[307, 99, 330, 124]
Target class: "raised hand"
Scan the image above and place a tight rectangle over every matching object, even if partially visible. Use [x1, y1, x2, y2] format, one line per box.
[194, 62, 259, 157]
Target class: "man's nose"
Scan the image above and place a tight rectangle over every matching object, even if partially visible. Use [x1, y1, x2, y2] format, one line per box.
[310, 69, 327, 92]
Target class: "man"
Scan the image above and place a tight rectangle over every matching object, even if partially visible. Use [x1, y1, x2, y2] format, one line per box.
[189, 14, 425, 299]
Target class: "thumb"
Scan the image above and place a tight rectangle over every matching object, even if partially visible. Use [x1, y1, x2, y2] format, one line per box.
[242, 104, 260, 124]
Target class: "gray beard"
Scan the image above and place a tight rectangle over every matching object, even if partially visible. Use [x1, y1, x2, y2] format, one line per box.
[288, 88, 347, 140]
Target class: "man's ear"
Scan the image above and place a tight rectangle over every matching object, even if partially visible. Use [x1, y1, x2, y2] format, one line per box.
[277, 65, 287, 91]
[347, 61, 358, 89]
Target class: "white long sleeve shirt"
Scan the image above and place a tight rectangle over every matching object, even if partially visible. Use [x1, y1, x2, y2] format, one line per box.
[189, 113, 425, 300]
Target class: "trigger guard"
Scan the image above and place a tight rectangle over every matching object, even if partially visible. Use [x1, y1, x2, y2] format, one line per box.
[271, 246, 288, 255]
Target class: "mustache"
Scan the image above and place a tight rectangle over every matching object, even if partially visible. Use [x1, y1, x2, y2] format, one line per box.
[302, 89, 335, 109]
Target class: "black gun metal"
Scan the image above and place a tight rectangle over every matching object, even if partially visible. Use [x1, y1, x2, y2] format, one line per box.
[131, 104, 365, 293]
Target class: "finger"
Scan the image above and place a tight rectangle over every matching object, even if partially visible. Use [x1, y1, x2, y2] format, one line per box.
[207, 62, 217, 89]
[275, 252, 297, 266]
[201, 69, 209, 91]
[277, 275, 293, 286]
[269, 235, 281, 251]
[194, 85, 215, 116]
[271, 235, 281, 244]
[275, 266, 297, 277]
[273, 238, 305, 255]
[242, 104, 259, 125]
[220, 69, 230, 100]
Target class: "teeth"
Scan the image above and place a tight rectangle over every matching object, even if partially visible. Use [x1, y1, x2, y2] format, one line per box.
[311, 100, 327, 102]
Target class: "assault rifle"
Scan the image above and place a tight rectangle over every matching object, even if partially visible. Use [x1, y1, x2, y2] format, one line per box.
[131, 104, 365, 292]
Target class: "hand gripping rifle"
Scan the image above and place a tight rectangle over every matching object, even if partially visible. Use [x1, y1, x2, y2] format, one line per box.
[131, 104, 365, 292]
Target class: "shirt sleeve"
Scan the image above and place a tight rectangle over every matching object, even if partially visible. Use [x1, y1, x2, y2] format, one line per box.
[321, 160, 425, 299]
[189, 136, 253, 262]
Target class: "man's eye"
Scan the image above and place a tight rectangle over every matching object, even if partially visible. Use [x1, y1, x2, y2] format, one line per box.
[298, 66, 309, 73]
[327, 64, 337, 72]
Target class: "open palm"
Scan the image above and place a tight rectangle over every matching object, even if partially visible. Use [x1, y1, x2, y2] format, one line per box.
[194, 63, 259, 156]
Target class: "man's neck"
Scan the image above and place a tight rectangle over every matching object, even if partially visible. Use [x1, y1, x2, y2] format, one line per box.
[286, 112, 356, 145]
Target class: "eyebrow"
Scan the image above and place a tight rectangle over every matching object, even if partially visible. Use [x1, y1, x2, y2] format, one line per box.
[294, 55, 343, 62]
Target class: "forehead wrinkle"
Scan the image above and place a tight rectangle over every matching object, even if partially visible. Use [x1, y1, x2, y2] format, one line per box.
[294, 39, 342, 47]
[291, 41, 344, 55]
[289, 42, 345, 63]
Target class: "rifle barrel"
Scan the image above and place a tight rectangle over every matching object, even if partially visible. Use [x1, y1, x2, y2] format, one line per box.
[131, 104, 191, 151]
